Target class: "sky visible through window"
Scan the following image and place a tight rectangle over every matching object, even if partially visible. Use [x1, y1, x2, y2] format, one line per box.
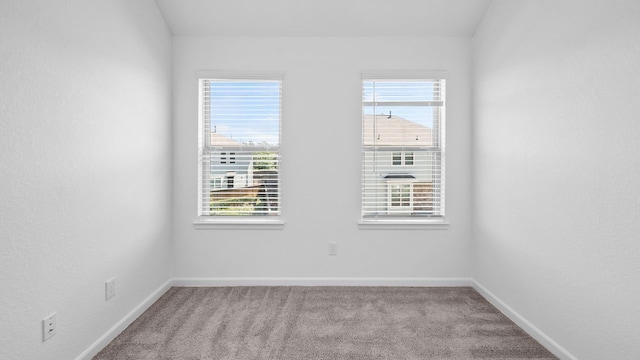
[207, 80, 437, 144]
[209, 80, 280, 146]
[363, 80, 438, 128]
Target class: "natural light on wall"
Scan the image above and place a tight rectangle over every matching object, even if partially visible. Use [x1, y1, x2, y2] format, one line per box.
[198, 76, 282, 218]
[361, 73, 446, 223]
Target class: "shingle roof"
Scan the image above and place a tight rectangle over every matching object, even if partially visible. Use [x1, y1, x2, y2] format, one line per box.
[362, 114, 433, 146]
[210, 133, 243, 146]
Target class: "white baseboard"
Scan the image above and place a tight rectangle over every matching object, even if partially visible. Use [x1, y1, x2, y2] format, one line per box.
[75, 279, 172, 360]
[172, 277, 473, 287]
[472, 280, 577, 360]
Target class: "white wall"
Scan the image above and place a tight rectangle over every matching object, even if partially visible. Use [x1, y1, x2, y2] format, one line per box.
[11, 1, 638, 358]
[173, 37, 472, 280]
[472, 1, 640, 359]
[0, 1, 172, 359]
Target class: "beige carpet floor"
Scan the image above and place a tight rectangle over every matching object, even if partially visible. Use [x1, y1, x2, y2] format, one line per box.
[94, 287, 557, 360]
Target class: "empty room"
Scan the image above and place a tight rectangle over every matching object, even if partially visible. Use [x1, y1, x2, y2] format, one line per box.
[1, 0, 638, 359]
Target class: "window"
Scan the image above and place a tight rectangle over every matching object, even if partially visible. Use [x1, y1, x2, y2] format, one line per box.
[392, 151, 414, 166]
[211, 177, 222, 189]
[390, 183, 411, 208]
[392, 152, 402, 165]
[361, 74, 446, 222]
[198, 76, 282, 218]
[405, 152, 414, 166]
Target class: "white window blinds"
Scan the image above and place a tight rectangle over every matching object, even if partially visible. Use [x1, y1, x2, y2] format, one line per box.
[361, 76, 446, 221]
[198, 78, 281, 217]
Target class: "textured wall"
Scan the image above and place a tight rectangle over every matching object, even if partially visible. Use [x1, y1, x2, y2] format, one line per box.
[0, 1, 172, 359]
[472, 1, 640, 359]
[172, 37, 473, 280]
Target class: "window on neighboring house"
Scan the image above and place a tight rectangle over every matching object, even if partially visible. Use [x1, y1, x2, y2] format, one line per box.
[392, 152, 402, 165]
[198, 76, 282, 218]
[389, 183, 411, 208]
[361, 74, 446, 221]
[211, 177, 223, 189]
[226, 174, 234, 189]
[405, 151, 414, 166]
[392, 151, 414, 166]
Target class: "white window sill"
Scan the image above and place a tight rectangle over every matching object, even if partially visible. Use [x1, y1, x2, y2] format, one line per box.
[358, 219, 449, 230]
[193, 218, 284, 230]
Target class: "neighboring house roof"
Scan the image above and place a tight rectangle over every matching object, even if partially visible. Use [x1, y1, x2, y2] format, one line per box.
[210, 133, 243, 146]
[362, 114, 433, 146]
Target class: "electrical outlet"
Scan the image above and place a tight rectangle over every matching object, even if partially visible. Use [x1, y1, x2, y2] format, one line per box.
[105, 278, 116, 301]
[42, 313, 57, 342]
[329, 242, 337, 256]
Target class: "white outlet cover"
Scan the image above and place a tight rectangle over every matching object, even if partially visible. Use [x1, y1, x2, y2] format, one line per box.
[329, 242, 337, 256]
[43, 313, 57, 342]
[105, 278, 116, 301]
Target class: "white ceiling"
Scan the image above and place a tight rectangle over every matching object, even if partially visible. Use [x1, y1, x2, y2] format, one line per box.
[155, 0, 492, 37]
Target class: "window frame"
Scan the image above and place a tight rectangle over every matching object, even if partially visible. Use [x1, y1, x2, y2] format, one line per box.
[194, 71, 285, 229]
[359, 71, 449, 229]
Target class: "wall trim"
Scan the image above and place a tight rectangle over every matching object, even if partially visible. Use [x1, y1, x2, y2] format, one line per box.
[472, 280, 578, 360]
[172, 277, 473, 287]
[75, 279, 173, 360]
